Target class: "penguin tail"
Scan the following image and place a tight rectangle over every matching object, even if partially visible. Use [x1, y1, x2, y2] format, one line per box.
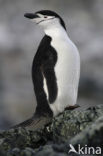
[9, 114, 52, 130]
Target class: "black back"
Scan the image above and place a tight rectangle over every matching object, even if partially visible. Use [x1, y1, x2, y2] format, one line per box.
[35, 10, 66, 30]
[32, 35, 58, 116]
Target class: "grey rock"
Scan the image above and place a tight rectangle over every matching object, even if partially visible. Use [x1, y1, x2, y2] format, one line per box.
[69, 116, 103, 147]
[36, 145, 67, 156]
[0, 105, 103, 155]
[49, 105, 103, 143]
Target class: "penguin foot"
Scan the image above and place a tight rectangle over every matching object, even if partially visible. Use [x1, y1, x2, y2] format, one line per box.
[65, 104, 80, 110]
[10, 114, 52, 130]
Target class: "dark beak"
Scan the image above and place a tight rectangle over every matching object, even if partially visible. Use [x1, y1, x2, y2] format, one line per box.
[24, 13, 39, 19]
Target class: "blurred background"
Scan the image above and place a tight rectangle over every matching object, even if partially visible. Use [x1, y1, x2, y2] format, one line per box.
[0, 0, 103, 129]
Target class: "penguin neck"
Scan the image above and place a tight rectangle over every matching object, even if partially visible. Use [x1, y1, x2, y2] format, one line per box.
[44, 24, 69, 40]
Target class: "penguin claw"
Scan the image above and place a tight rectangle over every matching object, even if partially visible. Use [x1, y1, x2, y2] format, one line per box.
[65, 104, 80, 110]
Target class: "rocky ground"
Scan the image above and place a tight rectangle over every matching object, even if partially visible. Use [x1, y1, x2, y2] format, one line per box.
[0, 104, 103, 156]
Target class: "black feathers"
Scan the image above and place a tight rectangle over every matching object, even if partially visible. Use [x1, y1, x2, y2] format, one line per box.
[32, 35, 58, 116]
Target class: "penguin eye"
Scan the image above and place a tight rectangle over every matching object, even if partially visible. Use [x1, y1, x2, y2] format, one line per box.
[44, 16, 48, 18]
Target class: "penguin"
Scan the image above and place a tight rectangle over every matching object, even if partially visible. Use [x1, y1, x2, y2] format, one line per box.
[11, 10, 80, 129]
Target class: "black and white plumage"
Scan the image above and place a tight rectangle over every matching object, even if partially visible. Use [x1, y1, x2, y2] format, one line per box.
[11, 10, 80, 129]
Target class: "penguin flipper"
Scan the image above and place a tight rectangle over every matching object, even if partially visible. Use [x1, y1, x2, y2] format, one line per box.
[10, 114, 52, 130]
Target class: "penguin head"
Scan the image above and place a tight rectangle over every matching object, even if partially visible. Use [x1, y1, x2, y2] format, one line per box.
[24, 10, 66, 30]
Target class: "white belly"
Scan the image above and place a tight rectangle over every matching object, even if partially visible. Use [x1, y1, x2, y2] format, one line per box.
[43, 33, 80, 116]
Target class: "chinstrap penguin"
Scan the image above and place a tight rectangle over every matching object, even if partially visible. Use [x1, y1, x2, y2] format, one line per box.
[11, 10, 80, 130]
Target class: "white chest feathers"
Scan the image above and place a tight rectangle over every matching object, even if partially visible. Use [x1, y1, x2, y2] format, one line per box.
[44, 26, 80, 116]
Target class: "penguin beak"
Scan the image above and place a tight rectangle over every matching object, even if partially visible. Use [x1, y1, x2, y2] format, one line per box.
[24, 13, 39, 19]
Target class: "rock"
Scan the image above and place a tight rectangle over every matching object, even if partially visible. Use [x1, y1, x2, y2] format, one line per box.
[0, 105, 103, 155]
[35, 145, 67, 156]
[50, 105, 103, 143]
[69, 116, 103, 148]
